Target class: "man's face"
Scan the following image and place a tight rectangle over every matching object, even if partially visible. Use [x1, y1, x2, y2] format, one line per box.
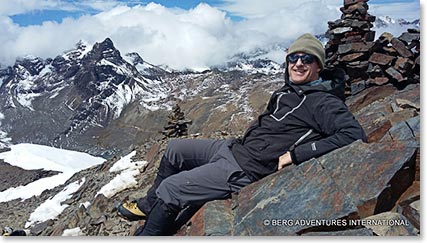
[287, 52, 321, 84]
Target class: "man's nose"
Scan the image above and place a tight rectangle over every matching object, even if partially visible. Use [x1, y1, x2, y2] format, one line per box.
[295, 58, 304, 65]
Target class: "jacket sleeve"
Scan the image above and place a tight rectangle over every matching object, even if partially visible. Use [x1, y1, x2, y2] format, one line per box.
[290, 94, 367, 164]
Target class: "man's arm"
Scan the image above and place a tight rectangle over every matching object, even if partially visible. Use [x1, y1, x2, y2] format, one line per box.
[290, 95, 367, 164]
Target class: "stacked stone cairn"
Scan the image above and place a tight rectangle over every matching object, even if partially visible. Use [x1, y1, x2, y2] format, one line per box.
[325, 0, 420, 96]
[162, 104, 192, 138]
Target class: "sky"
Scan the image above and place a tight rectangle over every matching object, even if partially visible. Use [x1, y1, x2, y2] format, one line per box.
[0, 0, 421, 70]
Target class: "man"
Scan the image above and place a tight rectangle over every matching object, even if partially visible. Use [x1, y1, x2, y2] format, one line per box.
[118, 33, 367, 236]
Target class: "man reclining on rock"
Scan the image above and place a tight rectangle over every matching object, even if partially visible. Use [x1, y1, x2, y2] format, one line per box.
[117, 33, 367, 236]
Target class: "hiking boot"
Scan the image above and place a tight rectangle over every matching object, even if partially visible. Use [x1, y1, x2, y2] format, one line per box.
[117, 201, 147, 221]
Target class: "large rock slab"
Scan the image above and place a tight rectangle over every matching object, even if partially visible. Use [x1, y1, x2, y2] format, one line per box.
[318, 141, 417, 218]
[181, 199, 234, 236]
[232, 161, 358, 236]
[302, 228, 373, 236]
[346, 85, 397, 113]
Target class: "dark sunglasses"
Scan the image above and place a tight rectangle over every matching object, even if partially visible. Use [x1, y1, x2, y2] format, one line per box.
[287, 53, 316, 64]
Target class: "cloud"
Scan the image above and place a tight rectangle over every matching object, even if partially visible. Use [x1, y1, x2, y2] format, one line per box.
[0, 1, 344, 70]
[0, 0, 420, 70]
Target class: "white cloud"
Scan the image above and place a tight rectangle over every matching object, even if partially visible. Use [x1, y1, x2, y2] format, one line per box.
[0, 0, 421, 70]
[0, 2, 343, 70]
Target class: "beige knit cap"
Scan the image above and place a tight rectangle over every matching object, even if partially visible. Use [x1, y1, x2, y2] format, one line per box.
[287, 33, 325, 70]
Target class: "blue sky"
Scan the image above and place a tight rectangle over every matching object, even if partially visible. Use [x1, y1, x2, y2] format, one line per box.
[0, 0, 421, 70]
[8, 0, 420, 26]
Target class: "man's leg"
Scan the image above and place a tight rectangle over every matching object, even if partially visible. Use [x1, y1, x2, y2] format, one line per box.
[118, 139, 226, 220]
[137, 150, 252, 236]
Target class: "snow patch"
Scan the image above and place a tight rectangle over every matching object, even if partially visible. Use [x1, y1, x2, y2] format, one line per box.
[97, 151, 147, 198]
[0, 144, 105, 202]
[62, 227, 84, 236]
[25, 178, 86, 228]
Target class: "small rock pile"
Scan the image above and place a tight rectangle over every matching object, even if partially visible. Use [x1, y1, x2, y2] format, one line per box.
[161, 104, 192, 138]
[324, 0, 420, 96]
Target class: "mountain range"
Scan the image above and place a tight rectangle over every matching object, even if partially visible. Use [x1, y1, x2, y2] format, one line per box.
[0, 37, 282, 158]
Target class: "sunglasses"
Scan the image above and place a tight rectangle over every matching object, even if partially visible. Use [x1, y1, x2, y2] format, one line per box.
[287, 53, 316, 64]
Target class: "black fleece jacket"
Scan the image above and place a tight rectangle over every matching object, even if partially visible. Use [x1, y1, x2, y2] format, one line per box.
[231, 68, 367, 182]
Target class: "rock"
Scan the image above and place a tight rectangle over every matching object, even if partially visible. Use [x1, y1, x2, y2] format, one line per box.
[49, 223, 66, 236]
[385, 67, 405, 82]
[368, 52, 395, 66]
[302, 228, 374, 236]
[347, 85, 396, 113]
[30, 219, 54, 236]
[395, 182, 420, 230]
[344, 0, 368, 7]
[351, 80, 366, 95]
[340, 53, 366, 62]
[363, 212, 418, 236]
[368, 77, 388, 86]
[394, 57, 413, 74]
[88, 194, 110, 220]
[233, 160, 358, 236]
[394, 84, 420, 110]
[318, 141, 416, 218]
[398, 32, 420, 45]
[129, 221, 145, 236]
[183, 199, 234, 236]
[338, 43, 374, 54]
[387, 116, 419, 141]
[366, 64, 384, 77]
[145, 143, 160, 165]
[341, 2, 368, 15]
[391, 38, 414, 58]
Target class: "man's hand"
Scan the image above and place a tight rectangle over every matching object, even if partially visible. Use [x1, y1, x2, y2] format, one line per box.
[278, 152, 293, 170]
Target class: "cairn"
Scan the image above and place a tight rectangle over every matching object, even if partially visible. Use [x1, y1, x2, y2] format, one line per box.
[324, 0, 420, 96]
[162, 104, 192, 138]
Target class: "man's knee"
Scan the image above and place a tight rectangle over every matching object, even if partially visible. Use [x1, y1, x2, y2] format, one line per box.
[155, 176, 185, 210]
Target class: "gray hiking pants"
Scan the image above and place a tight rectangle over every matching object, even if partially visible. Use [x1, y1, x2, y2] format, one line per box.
[155, 139, 252, 210]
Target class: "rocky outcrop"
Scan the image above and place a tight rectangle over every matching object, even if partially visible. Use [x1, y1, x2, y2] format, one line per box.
[0, 161, 60, 192]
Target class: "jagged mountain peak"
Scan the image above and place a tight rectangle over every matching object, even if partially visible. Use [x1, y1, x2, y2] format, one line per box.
[82, 38, 123, 64]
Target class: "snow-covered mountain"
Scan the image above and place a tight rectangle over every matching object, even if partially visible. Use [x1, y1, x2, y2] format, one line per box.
[374, 16, 420, 29]
[372, 16, 419, 38]
[0, 38, 282, 157]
